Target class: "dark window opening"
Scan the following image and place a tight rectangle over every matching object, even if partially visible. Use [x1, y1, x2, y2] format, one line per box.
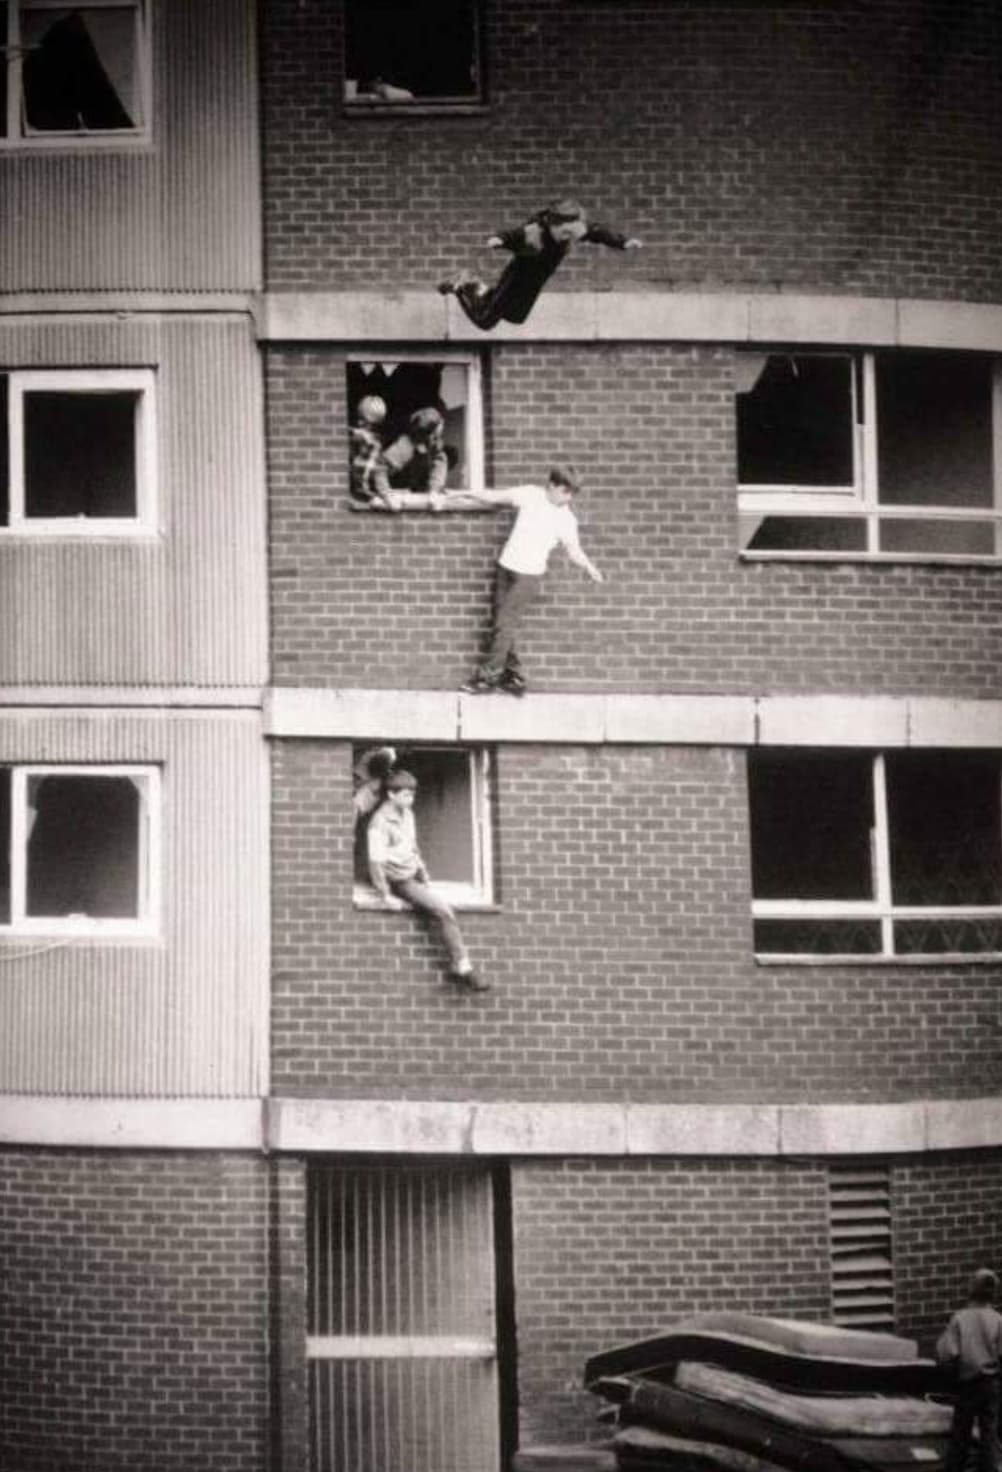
[354, 745, 481, 889]
[737, 353, 855, 487]
[885, 752, 1001, 907]
[743, 515, 866, 554]
[347, 361, 470, 497]
[876, 351, 992, 510]
[26, 773, 140, 918]
[344, 0, 480, 103]
[22, 5, 137, 132]
[748, 750, 874, 901]
[24, 389, 138, 518]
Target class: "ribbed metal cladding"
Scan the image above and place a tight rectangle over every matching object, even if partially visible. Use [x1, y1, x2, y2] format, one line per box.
[0, 710, 268, 1098]
[0, 0, 261, 292]
[0, 314, 267, 687]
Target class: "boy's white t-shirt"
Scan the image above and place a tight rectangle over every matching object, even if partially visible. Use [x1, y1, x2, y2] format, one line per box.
[498, 485, 581, 575]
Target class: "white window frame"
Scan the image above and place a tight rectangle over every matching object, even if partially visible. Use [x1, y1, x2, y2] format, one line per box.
[738, 351, 1002, 562]
[5, 762, 161, 936]
[347, 350, 485, 511]
[6, 368, 157, 535]
[354, 747, 494, 909]
[3, 0, 151, 149]
[751, 751, 1002, 961]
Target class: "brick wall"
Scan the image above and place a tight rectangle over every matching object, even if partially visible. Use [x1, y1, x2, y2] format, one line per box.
[0, 1150, 270, 1472]
[271, 738, 1002, 1102]
[261, 0, 1002, 301]
[267, 342, 1002, 695]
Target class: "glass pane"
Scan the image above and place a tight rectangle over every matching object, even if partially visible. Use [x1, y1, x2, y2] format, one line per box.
[346, 362, 467, 500]
[876, 351, 992, 508]
[26, 774, 141, 918]
[344, 0, 479, 101]
[24, 390, 138, 518]
[754, 919, 882, 956]
[894, 917, 1002, 956]
[743, 515, 866, 552]
[879, 517, 996, 556]
[748, 751, 874, 900]
[23, 5, 137, 131]
[736, 354, 854, 487]
[886, 752, 1002, 906]
[310, 1357, 499, 1472]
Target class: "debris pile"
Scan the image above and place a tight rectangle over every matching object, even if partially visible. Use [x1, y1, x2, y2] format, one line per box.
[515, 1313, 952, 1472]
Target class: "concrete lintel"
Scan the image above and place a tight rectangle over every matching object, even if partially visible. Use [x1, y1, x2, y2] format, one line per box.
[258, 290, 1002, 352]
[267, 1098, 475, 1154]
[459, 692, 606, 743]
[898, 300, 1002, 353]
[907, 699, 1002, 748]
[749, 294, 898, 347]
[756, 695, 909, 748]
[264, 687, 459, 740]
[779, 1102, 926, 1157]
[606, 695, 755, 745]
[926, 1097, 1002, 1151]
[626, 1103, 779, 1155]
[0, 1096, 263, 1149]
[471, 1102, 627, 1155]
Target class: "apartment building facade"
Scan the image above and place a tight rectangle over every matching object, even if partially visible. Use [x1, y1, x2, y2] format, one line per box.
[5, 2, 1002, 1470]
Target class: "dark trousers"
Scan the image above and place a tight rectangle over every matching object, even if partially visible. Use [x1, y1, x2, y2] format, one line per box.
[455, 279, 507, 330]
[946, 1374, 1000, 1472]
[480, 566, 542, 681]
[390, 877, 469, 973]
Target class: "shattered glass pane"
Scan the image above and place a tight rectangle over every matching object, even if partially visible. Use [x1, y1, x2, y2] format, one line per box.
[22, 5, 138, 132]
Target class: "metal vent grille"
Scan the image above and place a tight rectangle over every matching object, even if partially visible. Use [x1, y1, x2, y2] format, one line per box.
[307, 1163, 499, 1472]
[828, 1165, 895, 1330]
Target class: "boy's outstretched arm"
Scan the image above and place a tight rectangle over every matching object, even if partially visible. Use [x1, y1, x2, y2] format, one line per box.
[566, 542, 604, 583]
[441, 487, 518, 508]
[584, 223, 643, 250]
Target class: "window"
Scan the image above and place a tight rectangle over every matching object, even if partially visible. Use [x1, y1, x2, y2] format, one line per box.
[0, 764, 159, 934]
[343, 0, 483, 109]
[354, 746, 493, 907]
[1, 369, 156, 533]
[307, 1163, 503, 1472]
[748, 749, 1002, 958]
[347, 355, 485, 510]
[828, 1165, 895, 1331]
[2, 0, 150, 144]
[736, 350, 1002, 560]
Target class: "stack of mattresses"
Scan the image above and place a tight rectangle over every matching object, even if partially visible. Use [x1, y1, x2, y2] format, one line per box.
[582, 1313, 951, 1472]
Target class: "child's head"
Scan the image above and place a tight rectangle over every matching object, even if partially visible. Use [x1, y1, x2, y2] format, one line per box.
[385, 768, 418, 807]
[544, 198, 588, 244]
[357, 395, 387, 428]
[408, 407, 444, 446]
[546, 463, 581, 506]
[970, 1268, 999, 1303]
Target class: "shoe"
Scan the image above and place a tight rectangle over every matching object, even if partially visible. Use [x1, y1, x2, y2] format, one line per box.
[500, 671, 526, 698]
[448, 968, 490, 991]
[437, 278, 456, 295]
[460, 675, 501, 694]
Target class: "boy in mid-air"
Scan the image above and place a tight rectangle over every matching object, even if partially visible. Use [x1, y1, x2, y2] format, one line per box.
[438, 199, 641, 330]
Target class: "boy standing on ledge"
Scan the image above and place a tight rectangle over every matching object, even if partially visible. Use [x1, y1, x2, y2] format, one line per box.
[448, 465, 604, 695]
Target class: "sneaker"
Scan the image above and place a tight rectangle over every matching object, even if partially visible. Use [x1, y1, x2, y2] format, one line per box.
[460, 675, 501, 694]
[448, 968, 490, 991]
[500, 671, 527, 698]
[437, 278, 457, 296]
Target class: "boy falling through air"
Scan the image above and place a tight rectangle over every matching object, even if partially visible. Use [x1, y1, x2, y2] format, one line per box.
[447, 464, 603, 695]
[366, 768, 487, 991]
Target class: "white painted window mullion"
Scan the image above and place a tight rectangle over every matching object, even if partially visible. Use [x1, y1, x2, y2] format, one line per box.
[871, 754, 894, 956]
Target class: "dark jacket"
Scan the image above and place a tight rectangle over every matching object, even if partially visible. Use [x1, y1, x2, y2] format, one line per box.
[486, 213, 632, 324]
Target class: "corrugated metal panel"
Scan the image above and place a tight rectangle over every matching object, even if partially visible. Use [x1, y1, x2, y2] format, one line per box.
[0, 709, 269, 1098]
[0, 314, 267, 686]
[0, 0, 261, 292]
[308, 1164, 500, 1472]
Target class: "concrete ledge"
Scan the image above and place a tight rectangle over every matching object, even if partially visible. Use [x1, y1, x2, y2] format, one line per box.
[0, 1096, 263, 1149]
[266, 1097, 1002, 1158]
[259, 290, 1002, 350]
[0, 685, 264, 709]
[267, 688, 1002, 749]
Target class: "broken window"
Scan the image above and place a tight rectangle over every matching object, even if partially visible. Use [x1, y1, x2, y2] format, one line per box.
[346, 355, 484, 509]
[353, 745, 493, 906]
[737, 349, 1002, 560]
[343, 0, 483, 107]
[2, 1, 148, 141]
[0, 764, 159, 932]
[749, 749, 1002, 958]
[2, 369, 156, 531]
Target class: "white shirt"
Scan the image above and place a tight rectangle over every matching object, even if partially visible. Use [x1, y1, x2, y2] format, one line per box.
[498, 485, 581, 576]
